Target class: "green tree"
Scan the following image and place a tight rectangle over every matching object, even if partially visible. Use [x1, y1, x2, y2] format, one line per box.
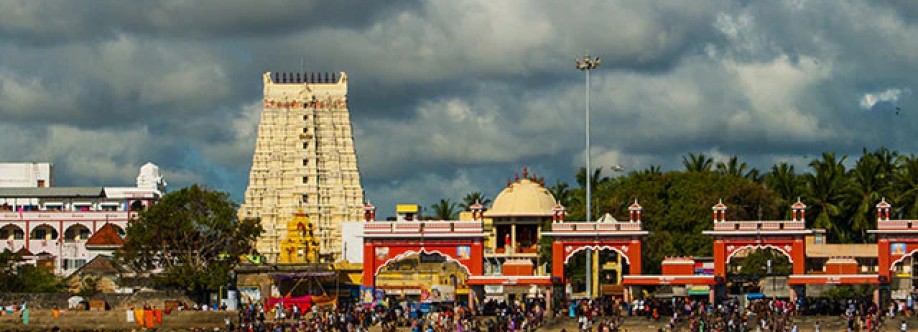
[16, 265, 66, 292]
[895, 154, 918, 218]
[548, 181, 572, 208]
[766, 162, 804, 215]
[682, 153, 714, 173]
[572, 167, 610, 220]
[736, 249, 791, 276]
[0, 249, 65, 293]
[845, 150, 892, 242]
[805, 153, 851, 242]
[430, 199, 459, 220]
[459, 192, 491, 211]
[716, 155, 749, 178]
[118, 184, 263, 302]
[638, 165, 663, 176]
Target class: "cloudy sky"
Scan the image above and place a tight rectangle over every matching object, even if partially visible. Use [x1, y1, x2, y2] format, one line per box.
[0, 0, 915, 218]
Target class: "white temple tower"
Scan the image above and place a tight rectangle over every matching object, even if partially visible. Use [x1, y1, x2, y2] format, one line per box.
[239, 71, 365, 263]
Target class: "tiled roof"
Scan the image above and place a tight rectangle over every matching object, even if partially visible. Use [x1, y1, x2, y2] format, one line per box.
[85, 223, 124, 247]
[15, 247, 33, 257]
[68, 255, 124, 278]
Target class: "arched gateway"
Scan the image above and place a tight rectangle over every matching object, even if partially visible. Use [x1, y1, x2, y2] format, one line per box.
[703, 199, 810, 276]
[361, 204, 486, 288]
[869, 198, 918, 297]
[543, 200, 648, 298]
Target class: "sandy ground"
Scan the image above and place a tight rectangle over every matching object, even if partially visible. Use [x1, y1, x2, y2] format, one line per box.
[0, 309, 234, 331]
[1, 310, 917, 331]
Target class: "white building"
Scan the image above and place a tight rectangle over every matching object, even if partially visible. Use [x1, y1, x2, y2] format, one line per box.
[0, 162, 53, 188]
[0, 162, 166, 276]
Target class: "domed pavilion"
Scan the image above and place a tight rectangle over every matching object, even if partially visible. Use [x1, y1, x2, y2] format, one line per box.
[466, 168, 562, 299]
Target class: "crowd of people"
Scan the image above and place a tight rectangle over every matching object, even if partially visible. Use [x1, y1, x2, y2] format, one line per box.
[6, 293, 916, 331]
[558, 295, 917, 332]
[231, 297, 551, 332]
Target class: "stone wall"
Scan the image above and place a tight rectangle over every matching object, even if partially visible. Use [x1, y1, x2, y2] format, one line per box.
[0, 291, 195, 310]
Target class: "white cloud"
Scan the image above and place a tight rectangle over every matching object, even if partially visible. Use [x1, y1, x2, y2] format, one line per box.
[0, 0, 917, 207]
[860, 88, 909, 110]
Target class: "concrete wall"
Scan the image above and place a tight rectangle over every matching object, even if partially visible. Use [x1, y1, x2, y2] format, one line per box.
[0, 163, 52, 188]
[0, 291, 194, 310]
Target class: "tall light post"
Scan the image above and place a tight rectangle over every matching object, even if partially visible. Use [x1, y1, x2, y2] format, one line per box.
[576, 53, 600, 298]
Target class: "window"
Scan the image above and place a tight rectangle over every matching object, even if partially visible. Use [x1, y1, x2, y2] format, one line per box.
[302, 177, 308, 184]
[303, 159, 309, 166]
[63, 259, 86, 270]
[303, 127, 309, 133]
[303, 115, 309, 121]
[44, 204, 63, 211]
[37, 180, 45, 187]
[303, 142, 309, 149]
[302, 195, 309, 204]
[0, 228, 24, 240]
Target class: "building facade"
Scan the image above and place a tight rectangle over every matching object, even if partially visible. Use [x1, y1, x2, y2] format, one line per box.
[239, 72, 364, 263]
[0, 162, 53, 188]
[0, 162, 166, 276]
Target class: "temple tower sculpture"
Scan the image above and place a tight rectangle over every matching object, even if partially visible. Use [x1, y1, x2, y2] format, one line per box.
[239, 71, 364, 263]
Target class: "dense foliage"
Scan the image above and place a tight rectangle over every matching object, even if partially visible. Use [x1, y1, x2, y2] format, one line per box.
[553, 148, 911, 273]
[117, 184, 262, 301]
[0, 249, 65, 293]
[438, 148, 915, 275]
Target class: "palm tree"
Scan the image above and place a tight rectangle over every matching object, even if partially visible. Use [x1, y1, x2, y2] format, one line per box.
[549, 181, 572, 208]
[430, 199, 458, 220]
[575, 167, 610, 190]
[716, 155, 748, 177]
[805, 153, 852, 242]
[572, 167, 609, 220]
[682, 153, 714, 173]
[638, 165, 663, 176]
[766, 162, 804, 209]
[715, 155, 762, 181]
[895, 154, 918, 218]
[872, 147, 899, 179]
[845, 151, 890, 242]
[459, 192, 491, 211]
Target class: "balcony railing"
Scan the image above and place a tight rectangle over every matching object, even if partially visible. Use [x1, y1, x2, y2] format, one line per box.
[712, 220, 806, 231]
[550, 222, 643, 232]
[0, 211, 136, 222]
[364, 221, 484, 235]
[877, 220, 918, 231]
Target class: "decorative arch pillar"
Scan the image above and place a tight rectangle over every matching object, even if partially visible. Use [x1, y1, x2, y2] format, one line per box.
[628, 239, 642, 275]
[470, 240, 484, 276]
[713, 239, 726, 277]
[792, 237, 806, 275]
[362, 242, 375, 287]
[877, 238, 891, 281]
[551, 240, 564, 280]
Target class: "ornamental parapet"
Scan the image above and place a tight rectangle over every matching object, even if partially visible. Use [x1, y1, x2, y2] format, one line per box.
[712, 221, 806, 231]
[362, 220, 485, 237]
[866, 198, 918, 233]
[875, 220, 918, 231]
[546, 221, 646, 235]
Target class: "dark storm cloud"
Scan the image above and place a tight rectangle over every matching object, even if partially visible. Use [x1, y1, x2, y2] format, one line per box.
[0, 0, 915, 218]
[0, 0, 421, 44]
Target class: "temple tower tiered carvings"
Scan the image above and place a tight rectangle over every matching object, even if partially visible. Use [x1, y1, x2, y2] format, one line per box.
[239, 72, 364, 263]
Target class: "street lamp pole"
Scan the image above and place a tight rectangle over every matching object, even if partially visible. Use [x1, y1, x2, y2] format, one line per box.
[576, 53, 600, 298]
